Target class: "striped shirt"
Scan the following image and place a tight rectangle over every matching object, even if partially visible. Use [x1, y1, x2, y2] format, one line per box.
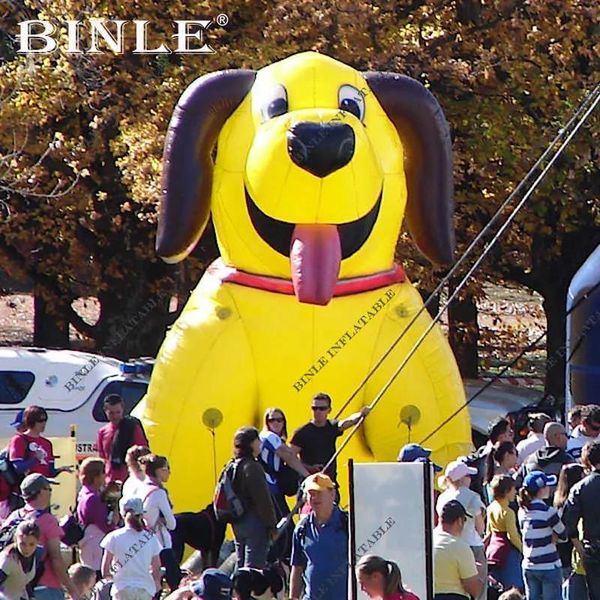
[518, 499, 565, 570]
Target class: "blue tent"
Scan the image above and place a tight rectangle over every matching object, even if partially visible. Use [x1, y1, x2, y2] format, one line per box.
[566, 244, 600, 411]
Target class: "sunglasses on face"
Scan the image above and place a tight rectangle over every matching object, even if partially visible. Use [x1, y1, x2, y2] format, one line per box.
[268, 417, 284, 423]
[311, 406, 329, 411]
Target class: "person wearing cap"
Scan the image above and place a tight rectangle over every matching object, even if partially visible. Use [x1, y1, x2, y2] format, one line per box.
[397, 444, 442, 472]
[516, 413, 552, 466]
[290, 472, 348, 600]
[436, 461, 487, 600]
[4, 473, 80, 600]
[230, 427, 277, 570]
[433, 499, 482, 599]
[289, 392, 370, 483]
[517, 471, 565, 600]
[163, 568, 233, 600]
[514, 422, 571, 505]
[96, 394, 149, 483]
[100, 497, 162, 600]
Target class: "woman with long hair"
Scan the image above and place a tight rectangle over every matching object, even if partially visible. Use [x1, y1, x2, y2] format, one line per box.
[554, 463, 587, 599]
[138, 453, 181, 592]
[260, 408, 309, 562]
[356, 555, 419, 599]
[0, 520, 40, 600]
[484, 443, 519, 496]
[120, 445, 151, 509]
[518, 471, 565, 600]
[77, 457, 118, 573]
[437, 460, 487, 600]
[101, 498, 162, 600]
[486, 475, 523, 591]
[230, 426, 277, 569]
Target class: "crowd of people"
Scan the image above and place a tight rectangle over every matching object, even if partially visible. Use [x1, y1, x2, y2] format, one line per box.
[430, 405, 600, 600]
[1, 393, 600, 600]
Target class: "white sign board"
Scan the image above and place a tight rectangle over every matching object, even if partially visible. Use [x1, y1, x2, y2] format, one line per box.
[349, 461, 433, 600]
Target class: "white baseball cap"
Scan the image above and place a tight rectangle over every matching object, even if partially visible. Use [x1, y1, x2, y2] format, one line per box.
[444, 460, 478, 482]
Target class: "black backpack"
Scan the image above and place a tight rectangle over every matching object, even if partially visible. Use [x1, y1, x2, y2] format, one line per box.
[0, 507, 48, 552]
[213, 459, 246, 523]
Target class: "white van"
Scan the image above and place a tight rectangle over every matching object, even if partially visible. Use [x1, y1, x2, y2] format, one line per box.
[0, 347, 151, 459]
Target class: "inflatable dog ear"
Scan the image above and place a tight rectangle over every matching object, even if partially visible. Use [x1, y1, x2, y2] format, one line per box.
[364, 73, 455, 265]
[157, 70, 256, 262]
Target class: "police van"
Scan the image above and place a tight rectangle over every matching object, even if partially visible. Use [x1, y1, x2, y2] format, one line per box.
[0, 347, 152, 459]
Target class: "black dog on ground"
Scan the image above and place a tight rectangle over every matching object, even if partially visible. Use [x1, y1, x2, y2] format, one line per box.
[172, 504, 226, 568]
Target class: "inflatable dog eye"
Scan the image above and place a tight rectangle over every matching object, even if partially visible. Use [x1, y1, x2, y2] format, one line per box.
[141, 52, 472, 511]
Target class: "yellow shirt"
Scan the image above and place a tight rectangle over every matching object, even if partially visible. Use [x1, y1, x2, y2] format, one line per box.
[434, 529, 478, 596]
[486, 498, 523, 553]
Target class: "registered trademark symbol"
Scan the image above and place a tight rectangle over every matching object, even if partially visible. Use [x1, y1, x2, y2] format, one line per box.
[216, 14, 229, 26]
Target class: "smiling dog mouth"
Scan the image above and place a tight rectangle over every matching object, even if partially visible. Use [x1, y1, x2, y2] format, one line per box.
[245, 188, 381, 259]
[245, 188, 381, 305]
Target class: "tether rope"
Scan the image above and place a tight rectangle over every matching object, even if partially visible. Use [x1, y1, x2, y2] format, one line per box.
[333, 82, 600, 422]
[323, 82, 600, 476]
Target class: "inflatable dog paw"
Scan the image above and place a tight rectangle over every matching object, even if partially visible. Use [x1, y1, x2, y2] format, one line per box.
[139, 52, 472, 510]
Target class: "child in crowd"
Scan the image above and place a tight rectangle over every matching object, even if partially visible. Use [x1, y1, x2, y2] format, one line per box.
[0, 519, 40, 600]
[518, 471, 565, 600]
[101, 497, 162, 600]
[355, 554, 420, 600]
[486, 475, 523, 591]
[67, 563, 97, 598]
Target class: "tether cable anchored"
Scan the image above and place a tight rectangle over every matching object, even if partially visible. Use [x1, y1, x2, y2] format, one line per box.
[324, 82, 600, 476]
[333, 82, 600, 422]
[420, 278, 600, 446]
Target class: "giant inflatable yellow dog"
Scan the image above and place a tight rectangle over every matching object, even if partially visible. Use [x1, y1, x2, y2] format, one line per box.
[140, 52, 472, 510]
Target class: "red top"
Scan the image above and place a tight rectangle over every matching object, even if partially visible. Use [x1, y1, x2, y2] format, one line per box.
[96, 421, 148, 482]
[8, 433, 54, 478]
[385, 592, 420, 600]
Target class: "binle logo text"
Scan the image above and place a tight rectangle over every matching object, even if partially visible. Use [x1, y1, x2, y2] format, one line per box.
[16, 17, 228, 55]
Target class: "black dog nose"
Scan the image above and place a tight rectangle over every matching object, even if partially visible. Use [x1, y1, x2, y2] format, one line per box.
[287, 122, 355, 178]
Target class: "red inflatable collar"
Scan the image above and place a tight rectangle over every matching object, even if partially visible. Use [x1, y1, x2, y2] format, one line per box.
[208, 259, 405, 297]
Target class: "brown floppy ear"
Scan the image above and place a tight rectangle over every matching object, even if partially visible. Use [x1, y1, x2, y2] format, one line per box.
[157, 69, 256, 262]
[363, 72, 455, 265]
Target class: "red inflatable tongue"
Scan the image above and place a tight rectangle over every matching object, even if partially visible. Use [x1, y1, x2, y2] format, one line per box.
[290, 224, 341, 305]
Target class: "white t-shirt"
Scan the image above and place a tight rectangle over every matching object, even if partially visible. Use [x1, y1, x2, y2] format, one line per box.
[436, 487, 484, 547]
[139, 480, 176, 549]
[101, 526, 161, 596]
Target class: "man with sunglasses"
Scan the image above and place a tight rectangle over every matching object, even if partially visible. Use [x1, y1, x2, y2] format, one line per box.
[567, 405, 600, 461]
[289, 392, 370, 483]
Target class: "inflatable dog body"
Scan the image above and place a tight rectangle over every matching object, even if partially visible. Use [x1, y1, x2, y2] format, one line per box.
[141, 52, 472, 509]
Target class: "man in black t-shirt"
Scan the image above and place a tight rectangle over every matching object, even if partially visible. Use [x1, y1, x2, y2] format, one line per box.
[289, 392, 370, 482]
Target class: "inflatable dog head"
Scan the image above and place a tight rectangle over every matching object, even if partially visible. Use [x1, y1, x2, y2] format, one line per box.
[159, 52, 454, 305]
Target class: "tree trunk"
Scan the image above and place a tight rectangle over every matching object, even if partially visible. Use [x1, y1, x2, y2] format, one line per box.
[33, 287, 70, 348]
[448, 289, 479, 378]
[542, 281, 569, 402]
